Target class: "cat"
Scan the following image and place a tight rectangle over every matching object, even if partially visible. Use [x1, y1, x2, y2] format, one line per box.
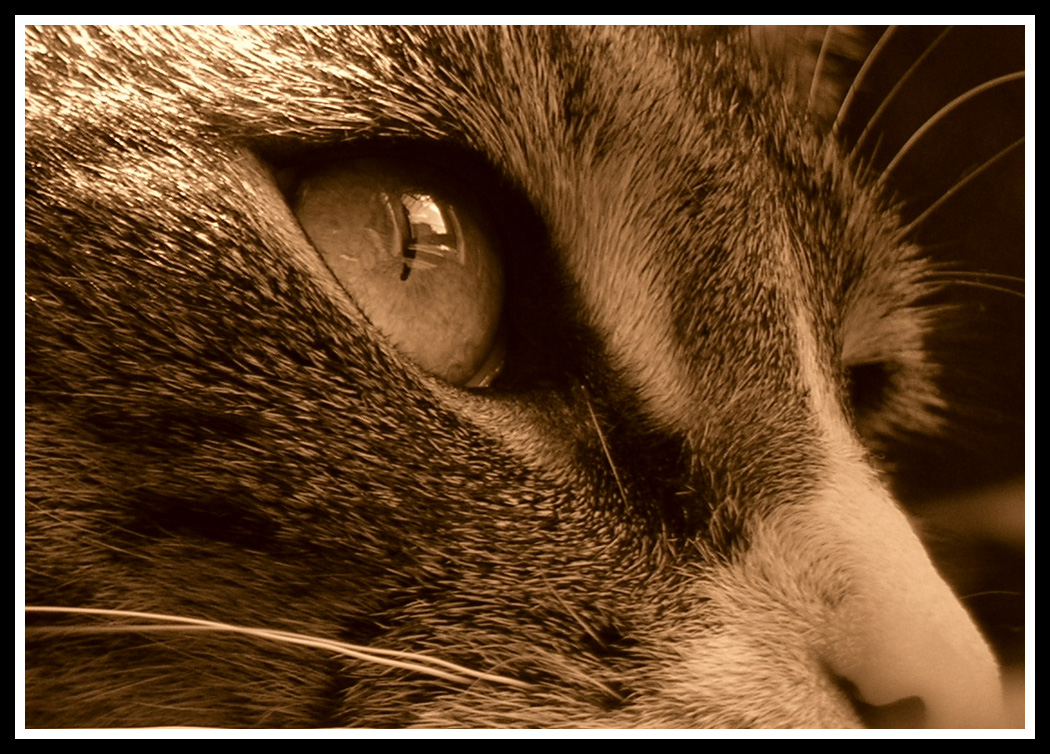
[22, 24, 1025, 729]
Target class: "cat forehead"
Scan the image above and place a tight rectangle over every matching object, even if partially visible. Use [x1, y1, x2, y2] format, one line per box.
[23, 24, 935, 436]
[23, 26, 923, 322]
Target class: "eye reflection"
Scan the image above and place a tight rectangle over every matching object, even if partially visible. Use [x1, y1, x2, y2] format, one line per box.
[390, 193, 467, 281]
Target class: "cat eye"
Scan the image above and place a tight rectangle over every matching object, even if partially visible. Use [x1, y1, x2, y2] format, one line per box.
[292, 157, 505, 387]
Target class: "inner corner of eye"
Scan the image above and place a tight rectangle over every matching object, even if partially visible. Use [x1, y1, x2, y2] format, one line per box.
[291, 158, 505, 388]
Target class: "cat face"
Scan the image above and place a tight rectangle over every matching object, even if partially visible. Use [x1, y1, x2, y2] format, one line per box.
[22, 25, 1024, 728]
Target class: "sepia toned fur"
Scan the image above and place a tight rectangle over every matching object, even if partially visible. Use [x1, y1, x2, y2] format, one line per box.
[23, 25, 1024, 728]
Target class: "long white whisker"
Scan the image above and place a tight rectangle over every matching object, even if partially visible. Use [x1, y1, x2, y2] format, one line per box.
[847, 26, 950, 152]
[26, 606, 533, 690]
[898, 137, 1024, 240]
[932, 270, 1024, 286]
[808, 25, 834, 112]
[881, 71, 1025, 180]
[940, 280, 1025, 298]
[925, 275, 1024, 299]
[832, 25, 897, 137]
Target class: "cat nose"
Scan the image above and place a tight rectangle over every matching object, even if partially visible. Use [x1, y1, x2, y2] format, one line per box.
[814, 476, 1005, 728]
[826, 576, 1004, 728]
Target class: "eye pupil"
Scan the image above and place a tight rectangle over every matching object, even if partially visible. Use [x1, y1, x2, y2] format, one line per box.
[398, 197, 415, 281]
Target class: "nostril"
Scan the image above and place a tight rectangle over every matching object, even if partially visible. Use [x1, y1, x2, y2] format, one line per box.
[832, 673, 927, 728]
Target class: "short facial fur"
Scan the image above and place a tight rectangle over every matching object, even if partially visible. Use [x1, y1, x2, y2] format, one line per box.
[23, 25, 1024, 728]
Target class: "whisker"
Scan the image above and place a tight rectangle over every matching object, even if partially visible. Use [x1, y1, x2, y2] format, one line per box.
[581, 388, 628, 505]
[832, 25, 897, 137]
[25, 606, 533, 691]
[807, 25, 834, 112]
[30, 624, 237, 635]
[898, 137, 1024, 240]
[542, 575, 606, 652]
[880, 71, 1025, 181]
[932, 270, 1025, 286]
[538, 578, 626, 702]
[961, 590, 1023, 600]
[927, 278, 1024, 299]
[846, 26, 951, 153]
